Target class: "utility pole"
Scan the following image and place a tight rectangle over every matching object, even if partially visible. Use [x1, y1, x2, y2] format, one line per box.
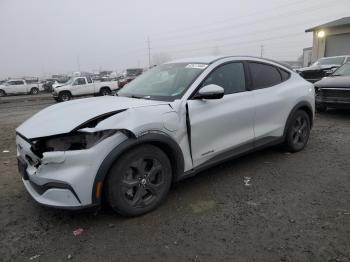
[77, 55, 81, 72]
[260, 45, 264, 58]
[147, 37, 151, 68]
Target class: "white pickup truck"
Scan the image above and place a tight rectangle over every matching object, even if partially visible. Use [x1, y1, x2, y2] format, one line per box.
[0, 79, 41, 97]
[52, 76, 120, 102]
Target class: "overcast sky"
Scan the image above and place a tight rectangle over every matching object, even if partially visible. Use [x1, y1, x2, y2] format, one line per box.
[1, 0, 350, 78]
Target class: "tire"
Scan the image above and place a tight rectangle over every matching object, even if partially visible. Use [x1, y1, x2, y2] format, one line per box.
[30, 87, 39, 95]
[285, 110, 311, 153]
[316, 103, 327, 113]
[58, 91, 71, 102]
[100, 87, 111, 96]
[0, 90, 5, 97]
[106, 145, 172, 216]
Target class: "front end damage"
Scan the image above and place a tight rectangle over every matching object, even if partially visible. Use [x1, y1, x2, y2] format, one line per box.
[15, 96, 181, 209]
[16, 130, 129, 209]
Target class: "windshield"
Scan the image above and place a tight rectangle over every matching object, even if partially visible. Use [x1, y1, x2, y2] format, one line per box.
[118, 63, 207, 101]
[312, 57, 345, 66]
[332, 63, 350, 76]
[63, 78, 74, 85]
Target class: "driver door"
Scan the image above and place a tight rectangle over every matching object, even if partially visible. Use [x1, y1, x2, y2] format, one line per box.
[186, 62, 255, 167]
[71, 77, 89, 96]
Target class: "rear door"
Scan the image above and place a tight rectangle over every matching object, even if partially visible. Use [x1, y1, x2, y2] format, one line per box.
[5, 80, 26, 94]
[187, 62, 255, 167]
[247, 61, 291, 145]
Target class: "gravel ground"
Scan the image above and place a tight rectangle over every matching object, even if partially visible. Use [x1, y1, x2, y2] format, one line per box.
[0, 95, 349, 262]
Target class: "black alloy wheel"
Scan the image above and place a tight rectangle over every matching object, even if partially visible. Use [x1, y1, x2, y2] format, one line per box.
[106, 145, 172, 216]
[285, 110, 311, 152]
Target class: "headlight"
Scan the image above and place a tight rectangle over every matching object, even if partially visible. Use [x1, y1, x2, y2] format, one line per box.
[31, 130, 116, 156]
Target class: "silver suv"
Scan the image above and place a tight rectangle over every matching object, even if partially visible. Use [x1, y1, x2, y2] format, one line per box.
[16, 56, 315, 216]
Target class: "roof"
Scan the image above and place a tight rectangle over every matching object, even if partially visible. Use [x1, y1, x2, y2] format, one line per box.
[305, 17, 350, 32]
[167, 56, 293, 70]
[167, 56, 223, 64]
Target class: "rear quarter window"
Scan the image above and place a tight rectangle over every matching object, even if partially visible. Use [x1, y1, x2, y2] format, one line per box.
[248, 62, 288, 89]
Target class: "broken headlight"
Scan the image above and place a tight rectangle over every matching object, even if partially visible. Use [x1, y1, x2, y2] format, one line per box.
[31, 130, 116, 156]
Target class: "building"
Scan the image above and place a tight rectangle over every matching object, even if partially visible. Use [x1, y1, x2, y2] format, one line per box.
[305, 17, 350, 62]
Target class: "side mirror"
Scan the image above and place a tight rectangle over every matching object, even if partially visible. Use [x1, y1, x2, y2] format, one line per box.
[194, 84, 224, 100]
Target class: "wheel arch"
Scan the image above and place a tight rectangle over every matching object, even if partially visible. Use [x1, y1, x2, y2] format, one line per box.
[283, 101, 314, 138]
[100, 86, 111, 92]
[91, 132, 185, 205]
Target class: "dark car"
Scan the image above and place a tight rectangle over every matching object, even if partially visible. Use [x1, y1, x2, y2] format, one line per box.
[297, 56, 350, 83]
[315, 62, 350, 112]
[118, 68, 143, 88]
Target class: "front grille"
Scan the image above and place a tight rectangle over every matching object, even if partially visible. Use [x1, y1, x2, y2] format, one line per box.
[320, 88, 350, 99]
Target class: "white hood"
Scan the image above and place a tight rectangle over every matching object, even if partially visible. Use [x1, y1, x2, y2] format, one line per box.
[16, 96, 167, 139]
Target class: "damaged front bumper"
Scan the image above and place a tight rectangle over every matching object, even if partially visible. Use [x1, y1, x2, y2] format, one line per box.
[16, 131, 128, 209]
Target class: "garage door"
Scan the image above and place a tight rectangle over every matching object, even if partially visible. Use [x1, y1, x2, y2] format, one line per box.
[325, 33, 350, 56]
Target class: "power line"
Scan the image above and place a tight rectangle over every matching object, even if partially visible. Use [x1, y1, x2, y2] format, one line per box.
[149, 0, 322, 38]
[150, 0, 338, 41]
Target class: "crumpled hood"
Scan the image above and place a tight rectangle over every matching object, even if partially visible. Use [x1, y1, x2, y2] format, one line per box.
[17, 96, 167, 139]
[297, 64, 339, 72]
[315, 76, 350, 88]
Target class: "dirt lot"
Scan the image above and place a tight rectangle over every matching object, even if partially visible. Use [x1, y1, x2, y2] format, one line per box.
[0, 94, 349, 262]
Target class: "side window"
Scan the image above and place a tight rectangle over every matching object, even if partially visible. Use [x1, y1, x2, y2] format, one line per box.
[74, 78, 86, 85]
[279, 69, 290, 81]
[201, 62, 246, 95]
[86, 77, 92, 83]
[249, 62, 282, 89]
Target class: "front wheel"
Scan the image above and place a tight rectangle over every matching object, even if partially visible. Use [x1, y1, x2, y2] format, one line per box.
[0, 90, 5, 97]
[58, 91, 71, 102]
[285, 110, 311, 152]
[106, 145, 172, 216]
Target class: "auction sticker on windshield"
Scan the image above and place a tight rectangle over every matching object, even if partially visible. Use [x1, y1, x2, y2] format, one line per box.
[185, 64, 208, 69]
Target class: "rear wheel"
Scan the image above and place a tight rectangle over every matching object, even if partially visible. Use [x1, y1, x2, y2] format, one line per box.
[58, 91, 71, 102]
[30, 87, 39, 95]
[100, 87, 111, 96]
[106, 145, 172, 216]
[285, 110, 311, 152]
[0, 90, 5, 97]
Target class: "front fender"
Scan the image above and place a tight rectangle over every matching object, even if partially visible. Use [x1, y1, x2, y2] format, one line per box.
[91, 132, 185, 205]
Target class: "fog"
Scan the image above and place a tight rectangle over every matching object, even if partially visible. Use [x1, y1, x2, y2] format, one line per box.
[1, 0, 350, 78]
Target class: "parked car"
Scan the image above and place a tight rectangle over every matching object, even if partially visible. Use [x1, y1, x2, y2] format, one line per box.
[314, 62, 350, 112]
[118, 68, 143, 88]
[297, 55, 350, 83]
[16, 56, 314, 216]
[52, 76, 120, 102]
[0, 79, 40, 96]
